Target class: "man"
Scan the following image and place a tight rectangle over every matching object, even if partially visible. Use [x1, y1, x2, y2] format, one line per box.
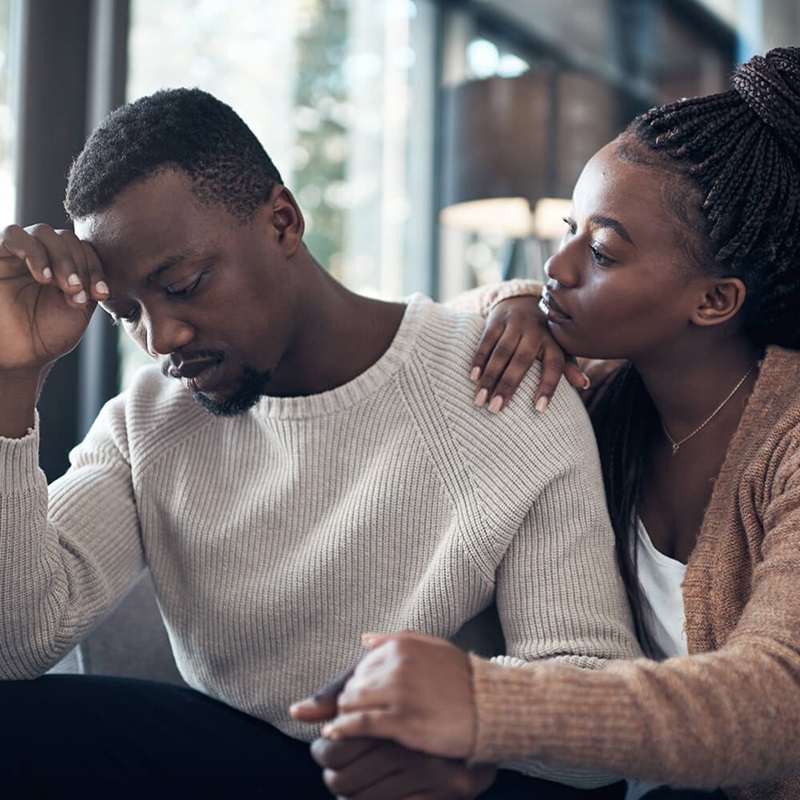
[0, 88, 639, 797]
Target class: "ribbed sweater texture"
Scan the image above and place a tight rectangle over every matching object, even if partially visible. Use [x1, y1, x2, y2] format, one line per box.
[459, 289, 800, 800]
[0, 295, 640, 767]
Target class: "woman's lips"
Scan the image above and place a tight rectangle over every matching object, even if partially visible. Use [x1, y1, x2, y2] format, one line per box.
[539, 288, 572, 322]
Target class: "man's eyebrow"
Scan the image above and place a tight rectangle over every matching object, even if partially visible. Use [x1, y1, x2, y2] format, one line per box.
[589, 214, 634, 245]
[145, 248, 201, 283]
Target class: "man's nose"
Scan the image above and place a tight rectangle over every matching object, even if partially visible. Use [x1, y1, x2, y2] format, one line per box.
[145, 310, 194, 357]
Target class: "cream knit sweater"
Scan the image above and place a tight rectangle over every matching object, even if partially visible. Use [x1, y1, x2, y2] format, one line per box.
[459, 280, 800, 800]
[0, 295, 640, 763]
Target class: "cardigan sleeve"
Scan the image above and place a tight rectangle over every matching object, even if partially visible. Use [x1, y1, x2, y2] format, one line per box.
[468, 422, 800, 792]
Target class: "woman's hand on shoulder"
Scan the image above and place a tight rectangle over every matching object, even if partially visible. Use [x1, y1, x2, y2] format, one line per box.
[472, 296, 589, 414]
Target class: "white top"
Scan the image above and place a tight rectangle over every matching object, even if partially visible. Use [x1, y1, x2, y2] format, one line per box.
[636, 519, 688, 660]
[0, 295, 640, 788]
[626, 520, 689, 800]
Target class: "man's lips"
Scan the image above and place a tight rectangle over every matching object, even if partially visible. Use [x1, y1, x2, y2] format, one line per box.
[539, 288, 572, 322]
[168, 358, 223, 393]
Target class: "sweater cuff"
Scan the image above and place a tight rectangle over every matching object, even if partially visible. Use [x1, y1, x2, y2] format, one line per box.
[0, 412, 42, 493]
[469, 654, 543, 764]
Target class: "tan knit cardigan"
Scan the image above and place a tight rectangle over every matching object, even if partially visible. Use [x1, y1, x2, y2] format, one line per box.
[455, 282, 800, 798]
[458, 278, 800, 799]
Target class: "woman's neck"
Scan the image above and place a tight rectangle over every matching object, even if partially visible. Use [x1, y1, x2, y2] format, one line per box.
[633, 336, 763, 451]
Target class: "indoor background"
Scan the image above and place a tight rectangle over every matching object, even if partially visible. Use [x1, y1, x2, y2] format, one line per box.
[1, 0, 797, 480]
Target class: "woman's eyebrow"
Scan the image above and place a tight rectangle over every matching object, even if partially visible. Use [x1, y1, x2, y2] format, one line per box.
[589, 214, 634, 245]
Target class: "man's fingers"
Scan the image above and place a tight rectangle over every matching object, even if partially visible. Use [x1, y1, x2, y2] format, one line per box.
[322, 709, 394, 742]
[290, 663, 356, 721]
[25, 225, 88, 306]
[0, 224, 52, 282]
[310, 736, 378, 770]
[81, 240, 109, 301]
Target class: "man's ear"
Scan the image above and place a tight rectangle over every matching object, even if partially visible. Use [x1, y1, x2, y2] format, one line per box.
[691, 276, 747, 328]
[267, 185, 304, 256]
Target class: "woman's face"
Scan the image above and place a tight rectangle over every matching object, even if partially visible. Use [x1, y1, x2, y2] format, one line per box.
[539, 138, 708, 361]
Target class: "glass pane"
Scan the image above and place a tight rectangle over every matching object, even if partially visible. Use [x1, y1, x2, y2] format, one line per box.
[437, 0, 740, 299]
[127, 0, 428, 297]
[0, 0, 16, 223]
[124, 0, 433, 386]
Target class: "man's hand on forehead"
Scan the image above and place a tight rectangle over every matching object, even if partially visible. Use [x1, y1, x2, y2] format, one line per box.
[0, 223, 110, 373]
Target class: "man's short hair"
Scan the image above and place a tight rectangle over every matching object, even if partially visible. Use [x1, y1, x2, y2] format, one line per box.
[65, 87, 283, 222]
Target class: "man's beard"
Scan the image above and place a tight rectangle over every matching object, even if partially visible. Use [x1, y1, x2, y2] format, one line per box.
[192, 365, 273, 417]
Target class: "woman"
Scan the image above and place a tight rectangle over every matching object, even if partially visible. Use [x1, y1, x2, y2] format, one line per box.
[291, 46, 800, 799]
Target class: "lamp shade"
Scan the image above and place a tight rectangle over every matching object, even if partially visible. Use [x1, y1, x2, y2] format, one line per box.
[440, 70, 621, 237]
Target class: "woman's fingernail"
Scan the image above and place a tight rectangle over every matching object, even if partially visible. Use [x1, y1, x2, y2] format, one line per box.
[42, 267, 53, 280]
[488, 395, 503, 414]
[582, 376, 591, 390]
[474, 388, 488, 408]
[74, 290, 87, 304]
[95, 280, 109, 295]
[67, 273, 81, 286]
[535, 396, 549, 413]
[470, 367, 481, 382]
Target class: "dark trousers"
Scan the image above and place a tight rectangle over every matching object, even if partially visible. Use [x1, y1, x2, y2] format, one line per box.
[0, 675, 640, 799]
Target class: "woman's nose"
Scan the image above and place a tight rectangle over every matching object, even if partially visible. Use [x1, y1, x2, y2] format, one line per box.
[544, 242, 580, 288]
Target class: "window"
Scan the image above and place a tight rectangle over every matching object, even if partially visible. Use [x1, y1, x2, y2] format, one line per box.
[0, 0, 17, 223]
[127, 0, 435, 298]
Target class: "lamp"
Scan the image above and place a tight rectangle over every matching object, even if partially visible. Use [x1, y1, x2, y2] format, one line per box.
[439, 70, 621, 275]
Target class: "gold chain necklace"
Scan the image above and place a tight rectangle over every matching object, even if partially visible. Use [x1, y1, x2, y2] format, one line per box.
[661, 361, 758, 456]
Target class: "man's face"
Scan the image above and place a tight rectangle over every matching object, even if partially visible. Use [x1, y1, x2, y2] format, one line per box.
[74, 170, 298, 415]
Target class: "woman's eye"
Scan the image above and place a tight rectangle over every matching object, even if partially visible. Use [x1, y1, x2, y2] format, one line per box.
[589, 244, 615, 267]
[165, 274, 202, 298]
[562, 216, 577, 235]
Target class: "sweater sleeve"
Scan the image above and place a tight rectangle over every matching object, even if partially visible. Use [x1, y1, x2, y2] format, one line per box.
[445, 279, 542, 316]
[491, 392, 642, 787]
[469, 426, 800, 791]
[0, 404, 146, 678]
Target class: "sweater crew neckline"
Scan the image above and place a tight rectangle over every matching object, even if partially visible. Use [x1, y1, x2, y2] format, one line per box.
[255, 294, 429, 420]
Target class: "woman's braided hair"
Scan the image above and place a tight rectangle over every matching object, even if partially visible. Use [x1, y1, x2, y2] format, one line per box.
[631, 46, 800, 349]
[591, 47, 800, 649]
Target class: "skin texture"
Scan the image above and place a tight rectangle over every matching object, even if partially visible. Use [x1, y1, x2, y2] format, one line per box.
[310, 737, 496, 799]
[0, 224, 108, 436]
[0, 169, 492, 799]
[468, 295, 590, 415]
[291, 134, 765, 754]
[76, 170, 312, 407]
[292, 632, 476, 760]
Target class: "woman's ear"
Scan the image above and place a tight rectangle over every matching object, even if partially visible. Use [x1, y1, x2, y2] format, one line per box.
[267, 185, 305, 256]
[692, 277, 747, 328]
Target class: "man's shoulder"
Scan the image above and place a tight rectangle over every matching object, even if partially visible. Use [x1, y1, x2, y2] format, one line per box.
[90, 365, 220, 460]
[405, 298, 596, 467]
[407, 294, 486, 369]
